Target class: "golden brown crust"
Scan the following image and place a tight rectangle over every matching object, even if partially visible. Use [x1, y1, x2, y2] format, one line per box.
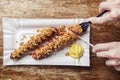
[32, 24, 83, 59]
[10, 24, 83, 60]
[32, 29, 78, 59]
[68, 24, 83, 35]
[10, 27, 57, 59]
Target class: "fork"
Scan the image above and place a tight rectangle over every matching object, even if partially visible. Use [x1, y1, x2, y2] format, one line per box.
[80, 10, 109, 31]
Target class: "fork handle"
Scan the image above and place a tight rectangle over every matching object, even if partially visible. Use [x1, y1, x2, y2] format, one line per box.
[89, 10, 109, 23]
[96, 10, 109, 17]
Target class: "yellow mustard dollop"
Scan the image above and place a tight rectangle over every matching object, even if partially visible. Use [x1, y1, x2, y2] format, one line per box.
[69, 44, 84, 59]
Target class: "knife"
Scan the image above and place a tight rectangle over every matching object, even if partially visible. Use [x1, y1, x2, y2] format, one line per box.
[65, 28, 94, 48]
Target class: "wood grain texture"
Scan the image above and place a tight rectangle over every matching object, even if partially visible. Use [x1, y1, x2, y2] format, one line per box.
[0, 0, 120, 80]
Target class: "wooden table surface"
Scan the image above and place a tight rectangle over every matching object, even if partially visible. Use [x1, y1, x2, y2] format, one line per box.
[0, 0, 120, 80]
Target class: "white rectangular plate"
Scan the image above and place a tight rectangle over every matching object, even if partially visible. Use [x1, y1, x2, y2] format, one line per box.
[3, 18, 90, 66]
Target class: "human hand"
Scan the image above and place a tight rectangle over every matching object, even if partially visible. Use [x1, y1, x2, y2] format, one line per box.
[93, 42, 120, 71]
[89, 0, 120, 24]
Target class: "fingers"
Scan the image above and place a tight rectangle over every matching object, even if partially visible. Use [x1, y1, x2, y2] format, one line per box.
[89, 0, 120, 24]
[106, 0, 120, 2]
[106, 59, 120, 71]
[114, 66, 120, 71]
[96, 51, 112, 58]
[89, 13, 113, 24]
[99, 2, 112, 13]
[105, 59, 120, 66]
[93, 43, 112, 53]
[93, 42, 120, 59]
[93, 42, 120, 71]
[106, 0, 114, 2]
[96, 50, 120, 59]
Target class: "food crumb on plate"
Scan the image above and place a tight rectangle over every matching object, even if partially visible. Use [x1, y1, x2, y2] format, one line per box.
[20, 42, 24, 46]
[21, 35, 26, 41]
[65, 52, 70, 56]
[16, 41, 18, 43]
[36, 29, 42, 32]
[36, 29, 40, 32]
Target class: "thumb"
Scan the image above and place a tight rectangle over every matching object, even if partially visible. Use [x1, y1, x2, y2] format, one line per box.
[89, 13, 113, 24]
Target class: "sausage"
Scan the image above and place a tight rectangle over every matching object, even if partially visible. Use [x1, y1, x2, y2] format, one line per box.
[11, 24, 84, 60]
[31, 24, 83, 59]
[10, 27, 58, 59]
